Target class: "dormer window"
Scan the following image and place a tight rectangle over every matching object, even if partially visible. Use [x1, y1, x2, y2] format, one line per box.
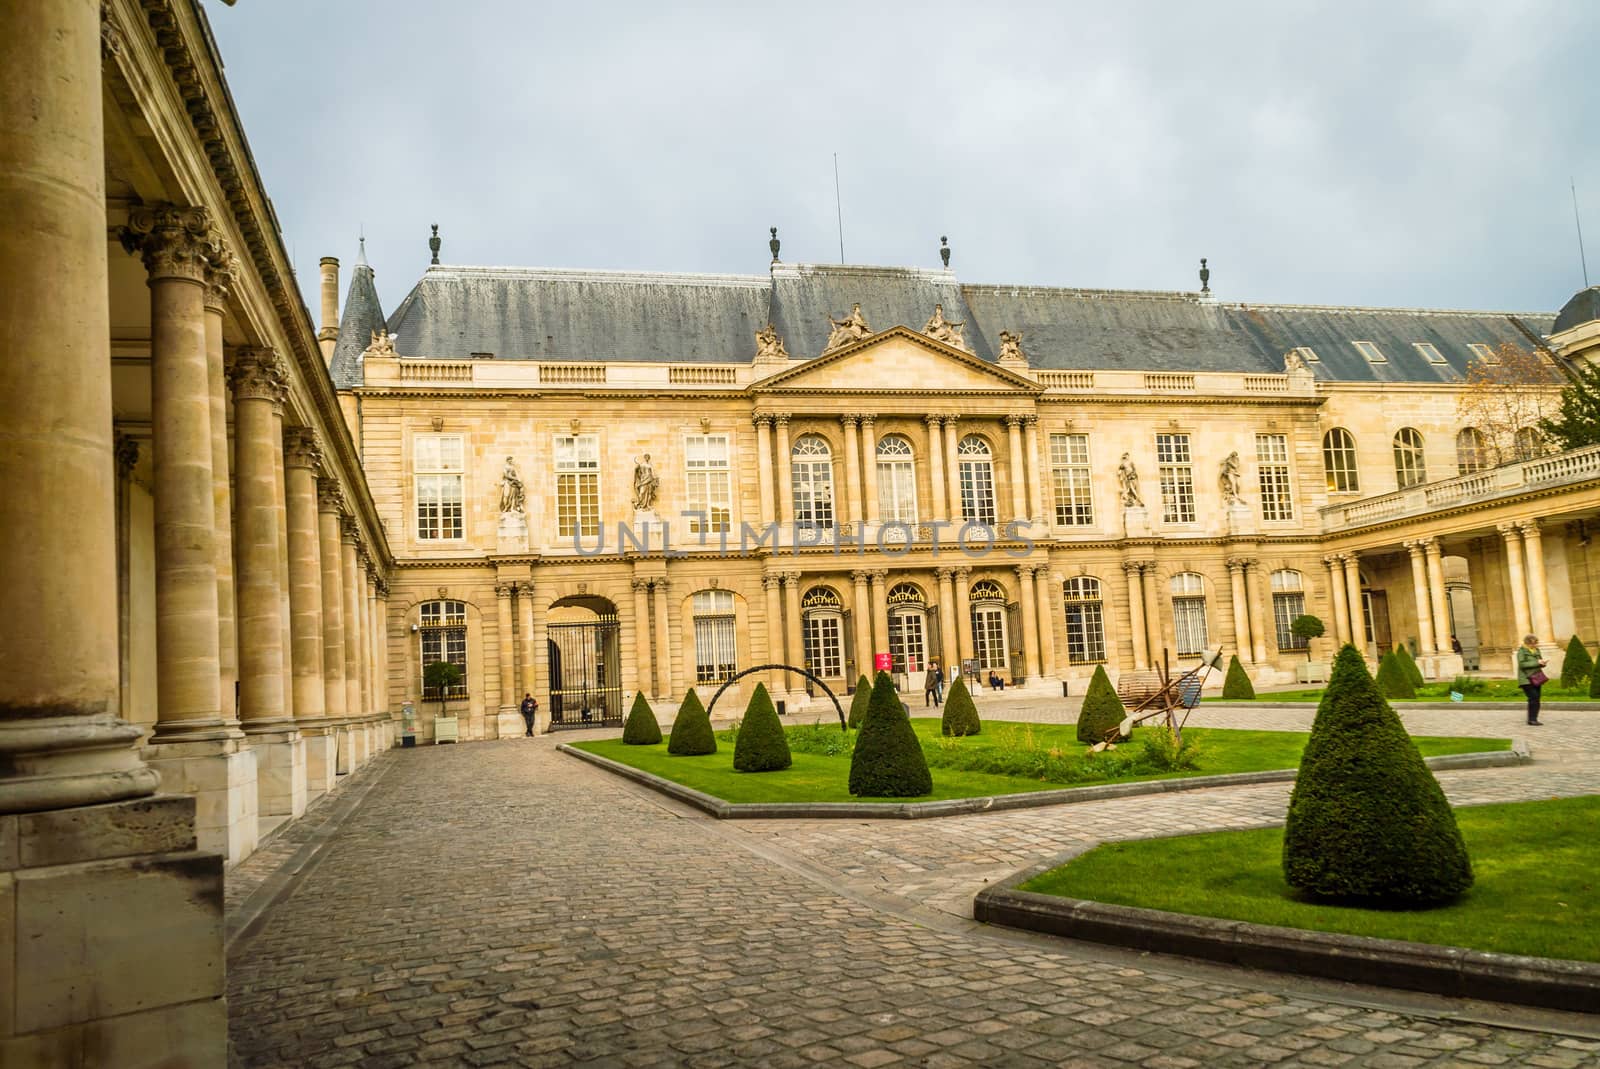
[1413, 342, 1446, 364]
[1291, 346, 1320, 363]
[1352, 341, 1387, 363]
[1469, 343, 1499, 364]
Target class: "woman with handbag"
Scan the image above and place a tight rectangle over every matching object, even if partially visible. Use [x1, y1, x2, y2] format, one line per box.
[1516, 634, 1548, 726]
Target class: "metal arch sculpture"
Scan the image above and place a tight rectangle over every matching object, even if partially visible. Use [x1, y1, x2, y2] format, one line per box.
[705, 664, 847, 730]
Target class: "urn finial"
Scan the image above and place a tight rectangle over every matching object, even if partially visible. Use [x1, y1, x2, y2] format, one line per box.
[429, 223, 441, 265]
[940, 235, 950, 268]
[769, 226, 780, 263]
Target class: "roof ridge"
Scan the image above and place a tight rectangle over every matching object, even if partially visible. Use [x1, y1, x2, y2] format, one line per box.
[1219, 300, 1554, 318]
[419, 265, 769, 287]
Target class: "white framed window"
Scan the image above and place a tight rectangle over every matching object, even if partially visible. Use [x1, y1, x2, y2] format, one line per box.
[1514, 426, 1545, 461]
[1062, 576, 1105, 664]
[1255, 433, 1294, 521]
[1271, 570, 1308, 651]
[1468, 342, 1499, 364]
[692, 589, 737, 685]
[1291, 345, 1320, 363]
[1413, 342, 1447, 365]
[418, 600, 467, 698]
[1322, 428, 1360, 493]
[957, 436, 997, 527]
[685, 434, 731, 534]
[1393, 428, 1427, 489]
[886, 585, 927, 675]
[800, 587, 844, 678]
[414, 434, 465, 541]
[791, 436, 835, 531]
[1049, 433, 1094, 526]
[969, 579, 1008, 671]
[1170, 572, 1207, 656]
[554, 434, 600, 538]
[1353, 340, 1388, 364]
[1456, 427, 1488, 475]
[1155, 433, 1195, 524]
[875, 435, 918, 524]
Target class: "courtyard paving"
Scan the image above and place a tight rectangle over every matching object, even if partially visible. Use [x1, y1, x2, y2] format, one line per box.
[227, 699, 1600, 1068]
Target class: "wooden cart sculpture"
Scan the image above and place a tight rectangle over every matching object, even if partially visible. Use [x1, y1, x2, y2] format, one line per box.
[1095, 647, 1225, 750]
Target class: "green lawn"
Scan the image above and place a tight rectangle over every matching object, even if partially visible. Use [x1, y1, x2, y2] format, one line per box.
[1206, 679, 1597, 703]
[1020, 796, 1600, 962]
[570, 719, 1508, 805]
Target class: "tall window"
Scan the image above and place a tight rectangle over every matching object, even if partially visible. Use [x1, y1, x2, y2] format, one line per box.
[1393, 428, 1427, 489]
[418, 600, 467, 698]
[1513, 426, 1544, 462]
[791, 436, 834, 531]
[692, 590, 737, 685]
[1456, 427, 1488, 475]
[1271, 570, 1308, 651]
[1170, 573, 1207, 656]
[554, 434, 600, 537]
[1049, 433, 1094, 526]
[1155, 433, 1195, 523]
[685, 434, 731, 534]
[414, 434, 464, 540]
[876, 436, 918, 524]
[957, 436, 997, 526]
[1062, 576, 1106, 664]
[886, 584, 927, 674]
[969, 579, 1008, 671]
[800, 586, 843, 678]
[1255, 433, 1294, 520]
[1322, 428, 1360, 493]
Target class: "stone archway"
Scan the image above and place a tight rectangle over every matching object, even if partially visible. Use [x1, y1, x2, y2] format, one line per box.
[546, 595, 622, 728]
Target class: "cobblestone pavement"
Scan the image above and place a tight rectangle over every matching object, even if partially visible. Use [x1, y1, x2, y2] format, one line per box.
[227, 703, 1600, 1068]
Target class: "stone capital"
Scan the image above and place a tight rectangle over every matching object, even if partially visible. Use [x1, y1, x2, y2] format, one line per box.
[772, 413, 791, 427]
[942, 415, 960, 429]
[114, 432, 141, 479]
[1224, 557, 1248, 573]
[751, 413, 774, 429]
[201, 240, 238, 312]
[1341, 551, 1359, 564]
[779, 570, 802, 583]
[840, 414, 859, 429]
[867, 569, 888, 583]
[1496, 522, 1521, 538]
[652, 576, 670, 592]
[760, 574, 780, 591]
[1005, 414, 1027, 429]
[1123, 560, 1145, 576]
[858, 413, 875, 428]
[495, 583, 513, 599]
[366, 562, 381, 585]
[850, 570, 870, 584]
[316, 477, 347, 515]
[925, 414, 943, 428]
[1022, 414, 1039, 427]
[935, 566, 956, 581]
[340, 515, 361, 545]
[953, 566, 972, 580]
[1014, 563, 1037, 580]
[227, 346, 288, 406]
[283, 427, 322, 471]
[1322, 555, 1340, 568]
[1518, 519, 1542, 537]
[120, 203, 212, 283]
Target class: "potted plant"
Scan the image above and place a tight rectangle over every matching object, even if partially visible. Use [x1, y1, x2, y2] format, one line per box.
[423, 660, 463, 743]
[1291, 614, 1328, 684]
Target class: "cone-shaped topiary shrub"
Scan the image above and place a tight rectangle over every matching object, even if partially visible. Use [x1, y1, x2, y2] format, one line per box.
[621, 691, 663, 745]
[667, 687, 716, 755]
[1222, 654, 1255, 700]
[1076, 665, 1127, 743]
[732, 682, 791, 771]
[1560, 636, 1593, 690]
[1284, 644, 1471, 906]
[1590, 648, 1600, 698]
[1375, 649, 1415, 699]
[941, 675, 981, 736]
[1396, 643, 1424, 688]
[849, 671, 932, 797]
[847, 675, 872, 729]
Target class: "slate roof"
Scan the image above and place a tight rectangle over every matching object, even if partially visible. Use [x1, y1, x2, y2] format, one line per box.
[360, 259, 1556, 386]
[1554, 285, 1600, 334]
[330, 262, 387, 388]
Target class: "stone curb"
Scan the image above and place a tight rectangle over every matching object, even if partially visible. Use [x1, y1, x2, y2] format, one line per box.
[558, 743, 1530, 821]
[1211, 700, 1599, 710]
[973, 858, 1600, 1015]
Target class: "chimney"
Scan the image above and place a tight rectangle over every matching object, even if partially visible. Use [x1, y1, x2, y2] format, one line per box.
[318, 256, 340, 363]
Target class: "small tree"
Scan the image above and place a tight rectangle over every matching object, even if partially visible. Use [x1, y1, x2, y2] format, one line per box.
[422, 661, 462, 721]
[667, 687, 716, 755]
[1590, 647, 1600, 698]
[1375, 649, 1415, 700]
[1455, 342, 1563, 467]
[1076, 665, 1126, 743]
[1540, 357, 1600, 451]
[1283, 644, 1472, 906]
[849, 671, 932, 797]
[1290, 615, 1325, 662]
[847, 674, 872, 729]
[1560, 636, 1593, 690]
[622, 692, 662, 745]
[1222, 655, 1255, 700]
[1395, 644, 1425, 689]
[733, 683, 791, 772]
[941, 675, 981, 736]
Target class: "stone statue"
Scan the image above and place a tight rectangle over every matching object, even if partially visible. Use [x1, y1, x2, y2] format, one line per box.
[368, 328, 396, 356]
[998, 330, 1025, 363]
[499, 456, 526, 515]
[1117, 453, 1144, 508]
[1219, 451, 1244, 505]
[632, 453, 660, 512]
[922, 303, 969, 350]
[824, 303, 870, 351]
[1283, 349, 1307, 373]
[755, 322, 789, 359]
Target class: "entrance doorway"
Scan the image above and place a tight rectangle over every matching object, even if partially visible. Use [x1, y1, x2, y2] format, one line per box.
[546, 596, 622, 729]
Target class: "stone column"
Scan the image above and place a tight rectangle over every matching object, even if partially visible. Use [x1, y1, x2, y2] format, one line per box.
[1005, 415, 1028, 524]
[367, 570, 381, 728]
[377, 581, 393, 744]
[1227, 559, 1251, 662]
[518, 583, 536, 703]
[1023, 416, 1043, 523]
[936, 567, 959, 679]
[1142, 561, 1163, 665]
[841, 414, 863, 529]
[860, 415, 880, 528]
[496, 583, 515, 735]
[869, 570, 890, 676]
[1520, 521, 1556, 646]
[1243, 560, 1268, 664]
[1423, 539, 1451, 659]
[351, 551, 370, 760]
[1343, 553, 1367, 653]
[1016, 564, 1040, 681]
[530, 592, 548, 732]
[943, 416, 963, 522]
[271, 400, 294, 723]
[753, 414, 775, 526]
[341, 521, 363, 740]
[763, 575, 785, 693]
[953, 566, 973, 666]
[782, 572, 804, 694]
[1497, 523, 1533, 641]
[285, 430, 333, 797]
[1034, 568, 1058, 678]
[654, 576, 674, 700]
[202, 246, 239, 720]
[1125, 562, 1149, 670]
[926, 415, 948, 523]
[1404, 541, 1437, 656]
[316, 481, 347, 729]
[851, 570, 873, 682]
[631, 577, 653, 697]
[774, 414, 793, 529]
[1325, 556, 1350, 644]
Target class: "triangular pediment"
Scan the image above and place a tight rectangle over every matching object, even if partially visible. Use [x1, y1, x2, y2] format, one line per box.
[750, 326, 1040, 394]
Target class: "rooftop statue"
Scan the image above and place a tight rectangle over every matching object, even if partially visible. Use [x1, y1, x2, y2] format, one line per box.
[1219, 451, 1244, 505]
[499, 456, 526, 516]
[922, 303, 969, 351]
[367, 328, 396, 356]
[824, 303, 870, 351]
[755, 322, 789, 360]
[1284, 349, 1308, 373]
[997, 330, 1026, 363]
[1117, 453, 1144, 508]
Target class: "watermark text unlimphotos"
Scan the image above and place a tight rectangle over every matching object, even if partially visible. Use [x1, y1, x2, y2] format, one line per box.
[570, 515, 1034, 558]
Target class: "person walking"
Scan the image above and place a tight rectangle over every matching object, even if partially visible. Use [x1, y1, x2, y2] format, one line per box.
[1516, 635, 1548, 726]
[519, 692, 539, 736]
[924, 661, 944, 707]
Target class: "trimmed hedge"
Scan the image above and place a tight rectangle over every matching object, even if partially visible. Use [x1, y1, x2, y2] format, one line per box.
[1561, 636, 1593, 689]
[1222, 655, 1255, 700]
[1076, 665, 1126, 744]
[1283, 644, 1472, 907]
[1396, 644, 1424, 688]
[847, 675, 872, 729]
[849, 671, 932, 797]
[732, 683, 791, 772]
[1375, 649, 1415, 699]
[621, 692, 662, 745]
[667, 687, 716, 755]
[941, 675, 981, 736]
[1591, 649, 1600, 698]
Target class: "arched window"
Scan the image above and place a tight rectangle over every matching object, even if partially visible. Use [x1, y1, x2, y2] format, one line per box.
[957, 435, 996, 526]
[968, 579, 1008, 671]
[1170, 573, 1208, 656]
[791, 436, 834, 531]
[1455, 427, 1488, 475]
[1062, 577, 1106, 664]
[692, 590, 737, 685]
[876, 435, 918, 524]
[1393, 428, 1427, 488]
[1513, 426, 1545, 462]
[886, 582, 928, 674]
[418, 600, 467, 699]
[799, 585, 844, 679]
[1270, 570, 1308, 651]
[1322, 428, 1360, 493]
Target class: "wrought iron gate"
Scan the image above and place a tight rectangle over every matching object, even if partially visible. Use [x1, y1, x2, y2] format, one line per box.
[546, 614, 622, 729]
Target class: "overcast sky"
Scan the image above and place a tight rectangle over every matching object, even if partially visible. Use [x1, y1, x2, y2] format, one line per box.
[206, 1, 1598, 322]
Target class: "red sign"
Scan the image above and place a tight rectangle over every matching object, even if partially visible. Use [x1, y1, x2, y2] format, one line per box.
[874, 652, 892, 672]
